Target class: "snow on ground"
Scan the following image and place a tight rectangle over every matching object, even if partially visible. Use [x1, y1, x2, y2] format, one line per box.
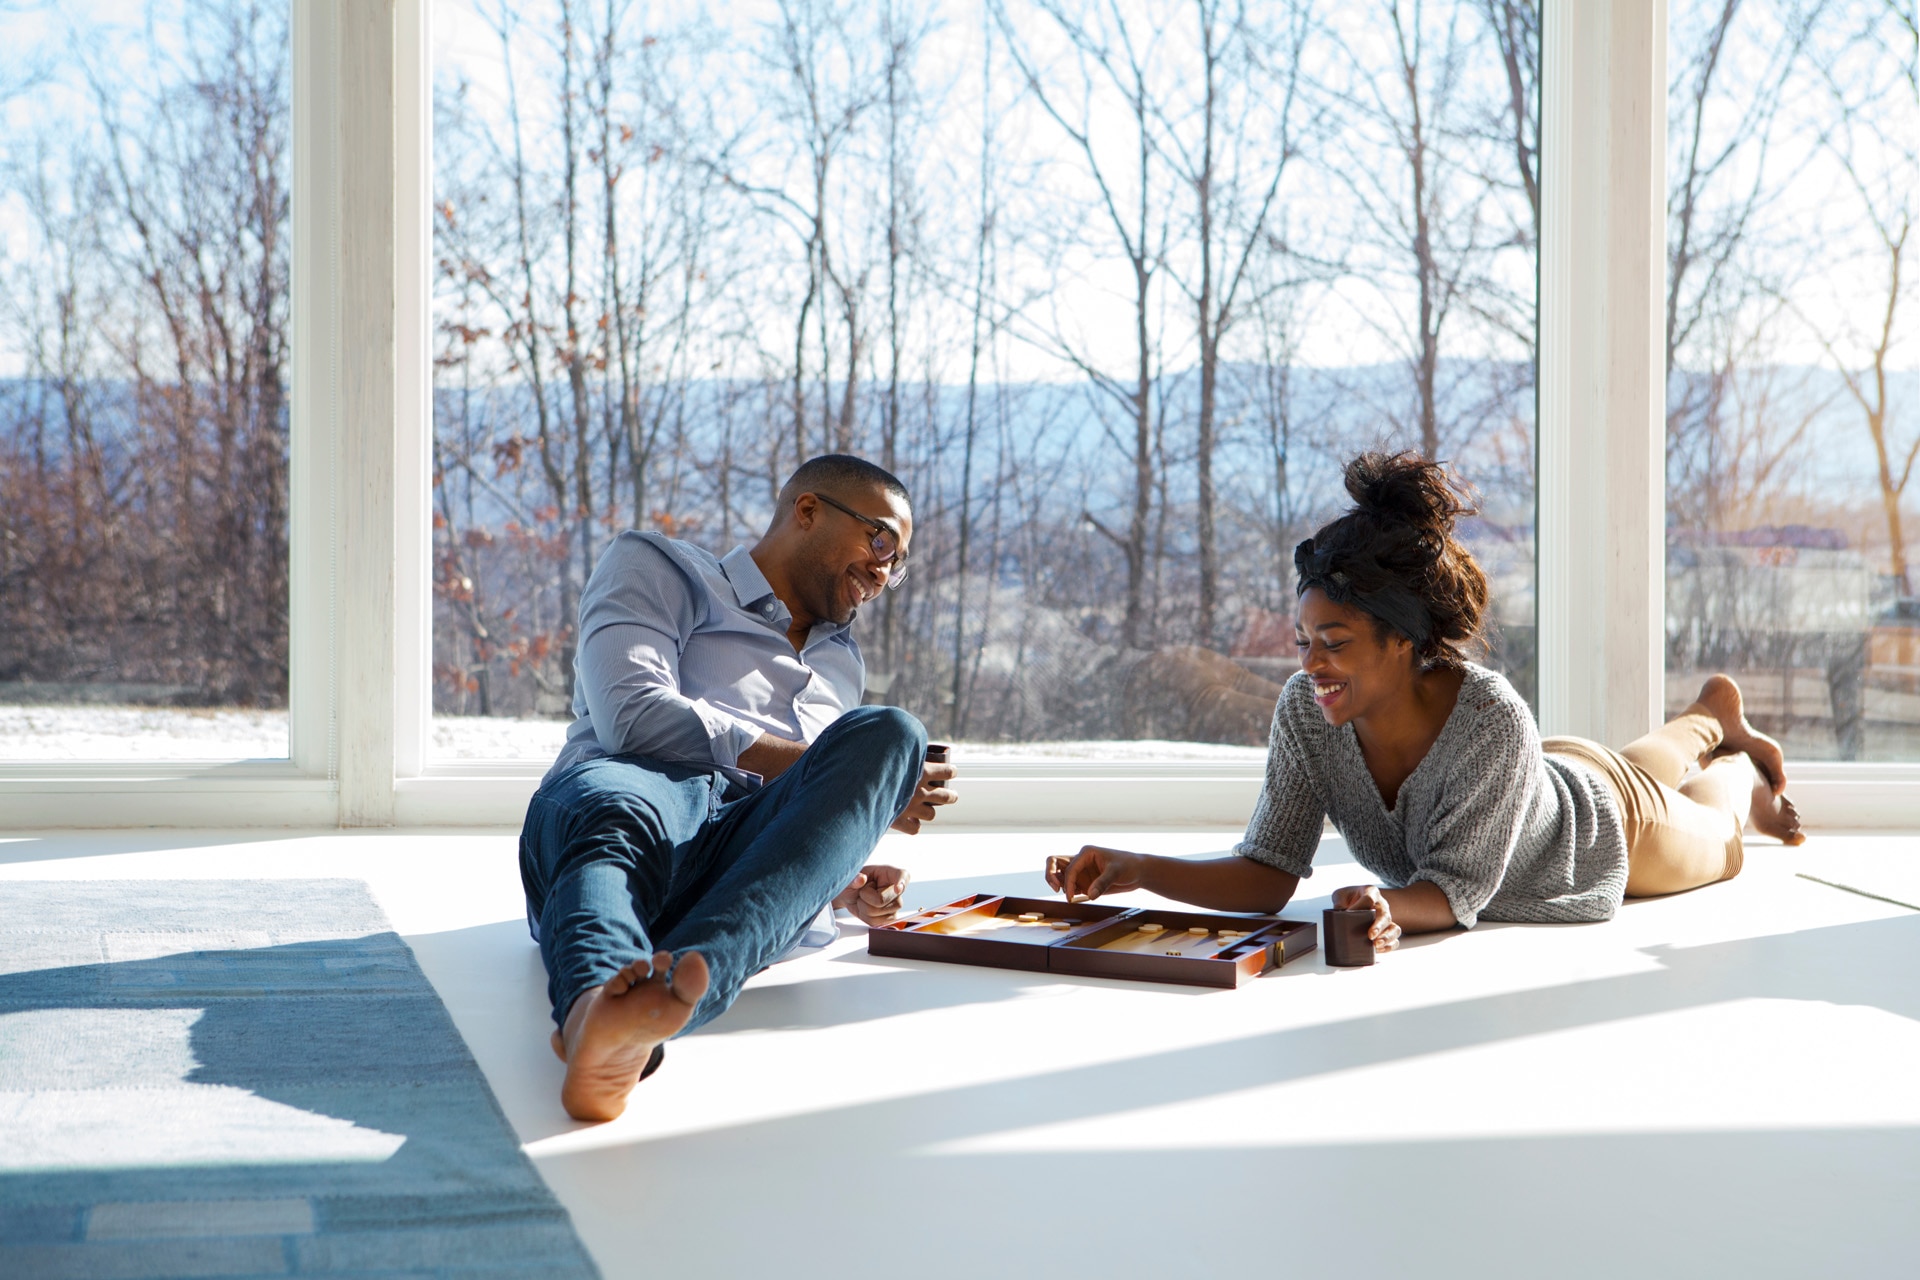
[0, 706, 1261, 763]
[0, 706, 290, 760]
[432, 714, 571, 760]
[0, 707, 573, 761]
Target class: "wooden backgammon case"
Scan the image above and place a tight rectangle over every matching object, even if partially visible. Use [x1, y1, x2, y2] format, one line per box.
[868, 894, 1317, 989]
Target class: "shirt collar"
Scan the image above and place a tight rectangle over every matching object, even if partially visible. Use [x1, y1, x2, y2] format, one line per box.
[719, 544, 856, 643]
[719, 546, 779, 613]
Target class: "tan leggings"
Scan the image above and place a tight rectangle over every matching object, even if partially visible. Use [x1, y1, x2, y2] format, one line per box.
[1543, 706, 1746, 898]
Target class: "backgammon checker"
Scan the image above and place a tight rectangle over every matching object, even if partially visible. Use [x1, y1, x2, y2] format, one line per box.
[869, 894, 1316, 989]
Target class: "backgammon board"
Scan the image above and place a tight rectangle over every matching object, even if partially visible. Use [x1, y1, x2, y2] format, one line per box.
[868, 893, 1317, 989]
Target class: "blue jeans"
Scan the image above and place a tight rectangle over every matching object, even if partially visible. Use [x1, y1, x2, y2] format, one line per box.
[518, 705, 926, 1034]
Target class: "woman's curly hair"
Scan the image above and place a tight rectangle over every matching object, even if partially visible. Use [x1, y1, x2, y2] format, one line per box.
[1297, 451, 1490, 670]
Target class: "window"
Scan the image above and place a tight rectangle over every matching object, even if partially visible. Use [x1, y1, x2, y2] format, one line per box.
[1666, 0, 1919, 760]
[0, 0, 291, 761]
[428, 0, 1539, 765]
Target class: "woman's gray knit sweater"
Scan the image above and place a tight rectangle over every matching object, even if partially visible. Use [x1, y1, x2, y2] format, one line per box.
[1235, 663, 1628, 927]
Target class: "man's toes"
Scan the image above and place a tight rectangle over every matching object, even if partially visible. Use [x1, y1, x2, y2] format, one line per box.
[604, 958, 650, 996]
[668, 950, 710, 1007]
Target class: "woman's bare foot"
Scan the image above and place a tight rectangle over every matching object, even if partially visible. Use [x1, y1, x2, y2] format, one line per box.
[1749, 774, 1805, 846]
[556, 949, 709, 1123]
[1692, 674, 1788, 796]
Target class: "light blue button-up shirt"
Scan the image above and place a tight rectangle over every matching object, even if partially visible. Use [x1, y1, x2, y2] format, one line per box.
[542, 532, 869, 960]
[549, 531, 867, 787]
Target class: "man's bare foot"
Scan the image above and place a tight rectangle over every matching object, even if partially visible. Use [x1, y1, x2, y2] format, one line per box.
[1692, 674, 1787, 796]
[1749, 774, 1806, 846]
[556, 949, 709, 1123]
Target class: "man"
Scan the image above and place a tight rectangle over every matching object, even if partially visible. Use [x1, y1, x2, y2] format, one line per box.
[519, 454, 957, 1121]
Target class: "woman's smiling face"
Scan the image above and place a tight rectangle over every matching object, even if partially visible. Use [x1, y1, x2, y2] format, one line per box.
[1294, 587, 1417, 726]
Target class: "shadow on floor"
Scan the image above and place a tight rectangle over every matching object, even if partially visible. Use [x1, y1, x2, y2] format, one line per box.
[537, 910, 1920, 1277]
[696, 961, 1124, 1035]
[546, 1124, 1920, 1279]
[0, 830, 322, 866]
[586, 910, 1920, 1159]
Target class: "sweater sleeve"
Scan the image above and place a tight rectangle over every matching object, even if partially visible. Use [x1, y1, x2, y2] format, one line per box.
[1234, 680, 1325, 878]
[1414, 699, 1539, 929]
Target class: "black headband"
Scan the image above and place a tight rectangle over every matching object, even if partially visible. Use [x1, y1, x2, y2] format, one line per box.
[1293, 538, 1433, 648]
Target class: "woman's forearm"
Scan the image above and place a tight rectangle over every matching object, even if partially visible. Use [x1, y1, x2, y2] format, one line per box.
[1380, 880, 1457, 934]
[1139, 855, 1300, 914]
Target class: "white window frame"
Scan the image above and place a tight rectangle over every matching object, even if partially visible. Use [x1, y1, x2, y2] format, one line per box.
[0, 0, 1913, 829]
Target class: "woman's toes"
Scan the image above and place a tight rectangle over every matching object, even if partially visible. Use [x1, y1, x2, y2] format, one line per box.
[1777, 797, 1806, 846]
[1748, 781, 1805, 845]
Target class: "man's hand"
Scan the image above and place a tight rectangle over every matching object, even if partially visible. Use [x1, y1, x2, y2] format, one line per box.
[835, 864, 911, 926]
[1331, 884, 1403, 953]
[1045, 845, 1149, 901]
[891, 759, 957, 834]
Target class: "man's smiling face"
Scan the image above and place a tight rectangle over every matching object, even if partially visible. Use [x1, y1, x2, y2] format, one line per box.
[795, 484, 913, 626]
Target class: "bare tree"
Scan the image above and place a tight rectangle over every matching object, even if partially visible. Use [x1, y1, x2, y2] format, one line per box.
[948, 10, 999, 734]
[1795, 10, 1918, 592]
[0, 0, 291, 703]
[1664, 0, 1810, 485]
[1479, 0, 1536, 240]
[1154, 0, 1312, 646]
[739, 0, 885, 464]
[1327, 0, 1511, 460]
[995, 0, 1177, 651]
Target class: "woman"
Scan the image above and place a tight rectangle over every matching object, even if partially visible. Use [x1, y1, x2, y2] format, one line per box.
[1047, 452, 1803, 952]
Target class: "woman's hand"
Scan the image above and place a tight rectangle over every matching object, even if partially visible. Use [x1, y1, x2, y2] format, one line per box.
[1046, 845, 1149, 901]
[1331, 884, 1402, 953]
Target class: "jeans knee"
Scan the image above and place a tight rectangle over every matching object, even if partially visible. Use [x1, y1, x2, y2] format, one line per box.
[831, 704, 926, 762]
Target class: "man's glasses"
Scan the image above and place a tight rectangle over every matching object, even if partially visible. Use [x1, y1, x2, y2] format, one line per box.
[813, 492, 908, 589]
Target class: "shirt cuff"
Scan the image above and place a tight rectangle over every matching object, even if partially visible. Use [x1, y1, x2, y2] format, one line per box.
[1234, 841, 1314, 879]
[1416, 876, 1483, 930]
[688, 700, 762, 769]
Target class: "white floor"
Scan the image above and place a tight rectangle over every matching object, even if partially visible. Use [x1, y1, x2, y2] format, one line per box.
[3, 826, 1918, 1279]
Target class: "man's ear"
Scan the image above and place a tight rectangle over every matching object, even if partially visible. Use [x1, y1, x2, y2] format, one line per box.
[790, 493, 819, 531]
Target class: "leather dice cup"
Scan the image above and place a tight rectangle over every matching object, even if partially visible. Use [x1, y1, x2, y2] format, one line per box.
[1322, 907, 1376, 967]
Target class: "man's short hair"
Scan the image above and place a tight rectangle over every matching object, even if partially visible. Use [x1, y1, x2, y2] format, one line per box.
[777, 454, 912, 511]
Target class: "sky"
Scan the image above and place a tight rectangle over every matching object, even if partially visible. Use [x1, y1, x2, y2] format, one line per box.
[0, 0, 1912, 382]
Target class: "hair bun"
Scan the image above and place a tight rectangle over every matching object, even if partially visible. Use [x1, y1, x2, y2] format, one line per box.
[1304, 449, 1490, 670]
[1342, 451, 1476, 535]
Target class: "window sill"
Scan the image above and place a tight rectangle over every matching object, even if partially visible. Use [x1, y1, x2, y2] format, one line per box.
[394, 758, 1268, 828]
[1, 759, 1913, 830]
[0, 761, 335, 827]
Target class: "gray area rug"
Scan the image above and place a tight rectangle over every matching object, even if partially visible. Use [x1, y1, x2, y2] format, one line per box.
[0, 879, 600, 1279]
